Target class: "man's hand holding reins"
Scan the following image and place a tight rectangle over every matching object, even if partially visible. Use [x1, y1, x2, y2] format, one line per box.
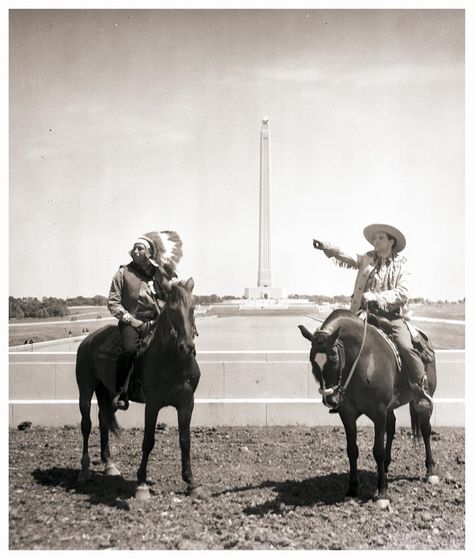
[130, 317, 144, 331]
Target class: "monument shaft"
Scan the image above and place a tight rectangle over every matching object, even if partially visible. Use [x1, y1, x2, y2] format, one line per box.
[258, 118, 271, 287]
[243, 116, 283, 300]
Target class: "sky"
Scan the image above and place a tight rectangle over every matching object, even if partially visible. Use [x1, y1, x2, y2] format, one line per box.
[8, 6, 466, 301]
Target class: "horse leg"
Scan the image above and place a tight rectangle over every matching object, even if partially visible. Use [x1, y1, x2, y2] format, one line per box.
[419, 410, 439, 484]
[373, 409, 389, 507]
[78, 381, 95, 483]
[340, 412, 359, 498]
[99, 406, 121, 477]
[384, 409, 396, 473]
[135, 402, 160, 499]
[177, 400, 199, 495]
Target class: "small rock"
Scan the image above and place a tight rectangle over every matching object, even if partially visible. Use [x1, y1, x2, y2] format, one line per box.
[17, 421, 32, 432]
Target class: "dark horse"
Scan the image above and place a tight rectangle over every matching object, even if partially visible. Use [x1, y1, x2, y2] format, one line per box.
[75, 277, 200, 498]
[299, 309, 438, 507]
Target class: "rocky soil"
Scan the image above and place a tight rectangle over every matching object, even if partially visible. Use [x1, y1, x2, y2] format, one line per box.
[9, 424, 464, 550]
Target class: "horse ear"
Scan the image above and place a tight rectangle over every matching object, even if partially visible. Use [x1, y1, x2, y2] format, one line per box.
[298, 325, 313, 341]
[313, 327, 340, 352]
[185, 277, 194, 292]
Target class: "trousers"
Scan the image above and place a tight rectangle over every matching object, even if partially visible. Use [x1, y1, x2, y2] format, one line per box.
[118, 322, 140, 357]
[389, 318, 425, 384]
[116, 323, 140, 391]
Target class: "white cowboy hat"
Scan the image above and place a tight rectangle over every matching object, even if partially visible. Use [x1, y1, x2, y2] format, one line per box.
[363, 223, 406, 253]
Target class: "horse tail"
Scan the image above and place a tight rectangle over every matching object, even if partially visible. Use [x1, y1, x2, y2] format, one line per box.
[409, 401, 421, 447]
[95, 381, 120, 435]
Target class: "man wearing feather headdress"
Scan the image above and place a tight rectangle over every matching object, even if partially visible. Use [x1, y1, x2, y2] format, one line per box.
[108, 230, 183, 410]
[313, 224, 432, 413]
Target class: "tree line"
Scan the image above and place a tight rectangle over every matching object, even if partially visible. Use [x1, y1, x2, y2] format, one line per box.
[9, 295, 108, 319]
[9, 293, 465, 320]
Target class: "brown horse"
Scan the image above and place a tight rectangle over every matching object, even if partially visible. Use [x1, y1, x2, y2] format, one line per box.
[299, 309, 438, 507]
[75, 277, 200, 498]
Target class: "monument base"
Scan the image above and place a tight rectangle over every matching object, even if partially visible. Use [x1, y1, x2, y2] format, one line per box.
[244, 287, 285, 300]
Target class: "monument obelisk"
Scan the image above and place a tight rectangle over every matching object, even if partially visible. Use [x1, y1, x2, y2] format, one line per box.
[244, 117, 283, 300]
[258, 116, 271, 288]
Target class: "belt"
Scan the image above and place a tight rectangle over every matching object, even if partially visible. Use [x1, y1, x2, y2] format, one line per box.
[373, 309, 401, 321]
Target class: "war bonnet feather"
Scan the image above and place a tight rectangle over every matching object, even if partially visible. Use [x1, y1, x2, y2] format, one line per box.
[141, 230, 183, 279]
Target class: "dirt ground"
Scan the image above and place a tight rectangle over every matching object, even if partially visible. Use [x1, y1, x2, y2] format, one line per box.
[9, 424, 464, 550]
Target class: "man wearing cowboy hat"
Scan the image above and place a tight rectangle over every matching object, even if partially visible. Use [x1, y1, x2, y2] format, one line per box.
[107, 234, 171, 410]
[313, 224, 432, 412]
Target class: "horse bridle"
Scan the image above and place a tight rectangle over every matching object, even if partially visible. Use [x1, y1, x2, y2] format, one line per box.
[317, 314, 368, 407]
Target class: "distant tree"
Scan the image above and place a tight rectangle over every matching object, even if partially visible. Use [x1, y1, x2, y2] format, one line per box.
[194, 294, 222, 305]
[92, 295, 108, 306]
[9, 295, 69, 318]
[410, 297, 426, 304]
[9, 297, 24, 319]
[36, 308, 50, 319]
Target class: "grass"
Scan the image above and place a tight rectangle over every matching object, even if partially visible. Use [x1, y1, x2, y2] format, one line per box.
[9, 303, 465, 349]
[411, 302, 465, 320]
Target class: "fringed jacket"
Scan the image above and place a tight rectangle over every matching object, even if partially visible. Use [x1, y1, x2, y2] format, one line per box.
[320, 242, 410, 316]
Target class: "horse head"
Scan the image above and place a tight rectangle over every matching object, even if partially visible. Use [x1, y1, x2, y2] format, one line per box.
[162, 277, 197, 360]
[298, 320, 343, 409]
[298, 324, 340, 360]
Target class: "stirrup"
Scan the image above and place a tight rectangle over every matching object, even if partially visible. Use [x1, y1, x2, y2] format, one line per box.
[112, 392, 129, 411]
[413, 387, 433, 412]
[413, 397, 432, 413]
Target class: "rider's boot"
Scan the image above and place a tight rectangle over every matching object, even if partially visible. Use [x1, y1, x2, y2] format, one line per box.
[411, 374, 433, 413]
[112, 354, 132, 411]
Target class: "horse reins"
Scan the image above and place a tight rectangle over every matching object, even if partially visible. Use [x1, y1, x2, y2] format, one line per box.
[319, 314, 369, 404]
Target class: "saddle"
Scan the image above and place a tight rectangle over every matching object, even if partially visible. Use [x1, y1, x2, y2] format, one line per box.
[366, 313, 435, 368]
[96, 324, 157, 404]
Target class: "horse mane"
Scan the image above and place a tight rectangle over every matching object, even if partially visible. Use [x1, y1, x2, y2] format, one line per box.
[154, 281, 192, 345]
[169, 281, 191, 304]
[320, 308, 359, 332]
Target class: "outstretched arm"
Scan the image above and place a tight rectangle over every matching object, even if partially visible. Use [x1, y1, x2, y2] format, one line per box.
[313, 239, 359, 270]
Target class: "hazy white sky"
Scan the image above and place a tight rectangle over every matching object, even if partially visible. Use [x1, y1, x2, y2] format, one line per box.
[9, 7, 465, 300]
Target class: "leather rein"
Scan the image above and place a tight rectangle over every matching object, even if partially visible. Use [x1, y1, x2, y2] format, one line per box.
[318, 314, 368, 407]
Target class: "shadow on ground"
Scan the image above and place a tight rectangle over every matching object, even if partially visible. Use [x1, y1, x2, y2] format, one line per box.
[32, 467, 138, 510]
[214, 469, 421, 516]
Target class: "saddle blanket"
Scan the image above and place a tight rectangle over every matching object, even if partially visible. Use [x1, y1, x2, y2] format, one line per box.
[373, 324, 434, 371]
[375, 328, 403, 371]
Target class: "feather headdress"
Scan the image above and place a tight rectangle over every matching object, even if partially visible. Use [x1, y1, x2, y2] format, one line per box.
[141, 230, 183, 278]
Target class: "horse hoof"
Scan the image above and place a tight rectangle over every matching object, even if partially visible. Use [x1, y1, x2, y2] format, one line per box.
[135, 483, 151, 500]
[376, 498, 390, 510]
[427, 475, 440, 485]
[186, 484, 202, 498]
[104, 464, 121, 477]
